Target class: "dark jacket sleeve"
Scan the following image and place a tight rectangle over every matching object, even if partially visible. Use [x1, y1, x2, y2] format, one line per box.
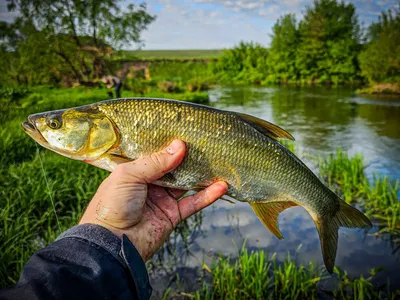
[0, 224, 152, 300]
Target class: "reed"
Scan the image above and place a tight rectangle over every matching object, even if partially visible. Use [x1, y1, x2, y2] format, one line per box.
[318, 149, 400, 233]
[192, 248, 399, 300]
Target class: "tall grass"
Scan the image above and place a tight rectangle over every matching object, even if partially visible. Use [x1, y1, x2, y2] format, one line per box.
[318, 149, 400, 233]
[191, 247, 399, 300]
[0, 151, 108, 285]
[318, 149, 366, 203]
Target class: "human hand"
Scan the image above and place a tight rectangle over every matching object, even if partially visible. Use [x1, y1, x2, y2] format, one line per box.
[79, 140, 228, 261]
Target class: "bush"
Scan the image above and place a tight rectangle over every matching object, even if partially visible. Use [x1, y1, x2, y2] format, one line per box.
[187, 78, 211, 92]
[157, 81, 183, 93]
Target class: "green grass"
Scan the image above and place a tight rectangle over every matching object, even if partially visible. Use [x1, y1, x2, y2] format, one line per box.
[148, 61, 216, 83]
[0, 150, 108, 285]
[318, 149, 400, 233]
[190, 247, 399, 300]
[114, 49, 223, 60]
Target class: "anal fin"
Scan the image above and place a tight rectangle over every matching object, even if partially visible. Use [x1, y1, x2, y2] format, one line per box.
[250, 201, 297, 239]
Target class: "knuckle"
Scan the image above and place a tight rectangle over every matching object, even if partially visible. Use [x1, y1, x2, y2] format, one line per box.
[149, 152, 166, 169]
[114, 162, 131, 175]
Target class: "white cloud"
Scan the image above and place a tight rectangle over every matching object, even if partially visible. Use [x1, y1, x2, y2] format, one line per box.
[140, 0, 272, 49]
[1, 0, 395, 49]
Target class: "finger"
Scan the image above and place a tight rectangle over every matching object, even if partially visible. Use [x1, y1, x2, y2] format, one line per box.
[113, 140, 186, 184]
[178, 181, 228, 220]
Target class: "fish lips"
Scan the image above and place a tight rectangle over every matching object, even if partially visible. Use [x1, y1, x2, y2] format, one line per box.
[21, 114, 48, 145]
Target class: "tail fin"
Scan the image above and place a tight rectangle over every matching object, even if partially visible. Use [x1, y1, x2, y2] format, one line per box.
[313, 201, 372, 273]
[249, 198, 372, 274]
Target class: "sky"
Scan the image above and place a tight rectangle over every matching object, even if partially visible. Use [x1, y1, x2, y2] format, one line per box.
[140, 0, 398, 49]
[0, 0, 398, 50]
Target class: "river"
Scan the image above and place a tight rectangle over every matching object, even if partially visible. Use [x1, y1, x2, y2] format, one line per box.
[150, 85, 400, 295]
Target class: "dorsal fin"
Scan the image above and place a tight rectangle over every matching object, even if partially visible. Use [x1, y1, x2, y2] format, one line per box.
[236, 112, 295, 141]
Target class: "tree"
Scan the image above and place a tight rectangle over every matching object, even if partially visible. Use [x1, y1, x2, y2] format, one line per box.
[267, 14, 299, 83]
[215, 42, 269, 84]
[0, 19, 60, 85]
[358, 6, 400, 83]
[4, 0, 155, 84]
[295, 0, 361, 84]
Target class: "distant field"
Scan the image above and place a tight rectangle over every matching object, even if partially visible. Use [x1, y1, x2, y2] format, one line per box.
[115, 49, 224, 60]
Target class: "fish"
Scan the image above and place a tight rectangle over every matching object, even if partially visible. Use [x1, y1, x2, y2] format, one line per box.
[22, 98, 372, 273]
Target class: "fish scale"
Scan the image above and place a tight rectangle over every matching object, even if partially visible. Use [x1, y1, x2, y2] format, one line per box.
[23, 97, 372, 273]
[98, 99, 293, 201]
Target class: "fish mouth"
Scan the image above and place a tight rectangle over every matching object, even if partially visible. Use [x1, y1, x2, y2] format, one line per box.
[22, 121, 35, 131]
[21, 115, 48, 145]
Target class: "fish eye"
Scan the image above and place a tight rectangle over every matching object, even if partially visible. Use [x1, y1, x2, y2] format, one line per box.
[47, 117, 62, 129]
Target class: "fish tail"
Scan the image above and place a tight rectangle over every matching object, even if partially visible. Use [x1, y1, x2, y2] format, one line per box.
[312, 200, 372, 274]
[250, 197, 372, 274]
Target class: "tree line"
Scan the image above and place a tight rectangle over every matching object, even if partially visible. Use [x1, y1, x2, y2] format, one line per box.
[216, 0, 400, 85]
[0, 0, 399, 86]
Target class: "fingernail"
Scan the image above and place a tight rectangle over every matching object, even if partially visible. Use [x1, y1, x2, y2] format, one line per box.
[217, 181, 229, 191]
[165, 140, 181, 155]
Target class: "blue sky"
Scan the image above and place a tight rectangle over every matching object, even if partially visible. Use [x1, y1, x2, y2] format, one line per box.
[1, 0, 398, 49]
[140, 0, 398, 49]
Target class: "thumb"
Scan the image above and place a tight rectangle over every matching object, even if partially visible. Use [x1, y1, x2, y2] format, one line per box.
[113, 140, 186, 184]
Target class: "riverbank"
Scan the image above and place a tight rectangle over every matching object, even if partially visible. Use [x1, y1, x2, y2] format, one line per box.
[118, 60, 399, 95]
[357, 83, 400, 95]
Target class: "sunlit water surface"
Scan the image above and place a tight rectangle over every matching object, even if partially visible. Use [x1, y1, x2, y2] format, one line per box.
[151, 86, 400, 295]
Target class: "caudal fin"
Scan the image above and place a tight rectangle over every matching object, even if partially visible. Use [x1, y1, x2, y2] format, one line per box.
[250, 198, 372, 274]
[313, 201, 372, 273]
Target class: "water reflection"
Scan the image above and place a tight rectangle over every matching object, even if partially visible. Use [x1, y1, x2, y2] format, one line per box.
[210, 86, 400, 177]
[151, 86, 400, 295]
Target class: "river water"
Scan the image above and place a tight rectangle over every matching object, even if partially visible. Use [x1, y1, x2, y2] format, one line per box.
[151, 85, 400, 294]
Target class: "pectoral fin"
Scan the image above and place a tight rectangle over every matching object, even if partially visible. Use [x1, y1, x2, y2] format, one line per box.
[250, 201, 297, 239]
[221, 195, 236, 204]
[109, 154, 132, 164]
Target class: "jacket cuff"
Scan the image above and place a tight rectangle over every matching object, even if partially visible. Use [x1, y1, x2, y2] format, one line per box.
[56, 224, 124, 265]
[56, 224, 152, 299]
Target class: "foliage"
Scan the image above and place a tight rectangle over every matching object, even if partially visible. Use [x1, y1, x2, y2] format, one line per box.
[0, 87, 31, 104]
[0, 20, 60, 86]
[187, 78, 211, 92]
[1, 0, 155, 85]
[157, 81, 183, 93]
[358, 6, 400, 83]
[217, 0, 363, 85]
[214, 42, 269, 84]
[295, 0, 361, 84]
[149, 61, 215, 84]
[266, 14, 300, 83]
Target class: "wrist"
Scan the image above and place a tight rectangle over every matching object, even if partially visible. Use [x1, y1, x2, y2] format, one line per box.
[80, 219, 151, 261]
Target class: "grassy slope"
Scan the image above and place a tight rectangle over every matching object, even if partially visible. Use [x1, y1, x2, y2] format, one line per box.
[115, 49, 223, 60]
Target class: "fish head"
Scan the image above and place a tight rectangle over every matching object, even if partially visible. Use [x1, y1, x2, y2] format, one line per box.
[22, 106, 118, 161]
